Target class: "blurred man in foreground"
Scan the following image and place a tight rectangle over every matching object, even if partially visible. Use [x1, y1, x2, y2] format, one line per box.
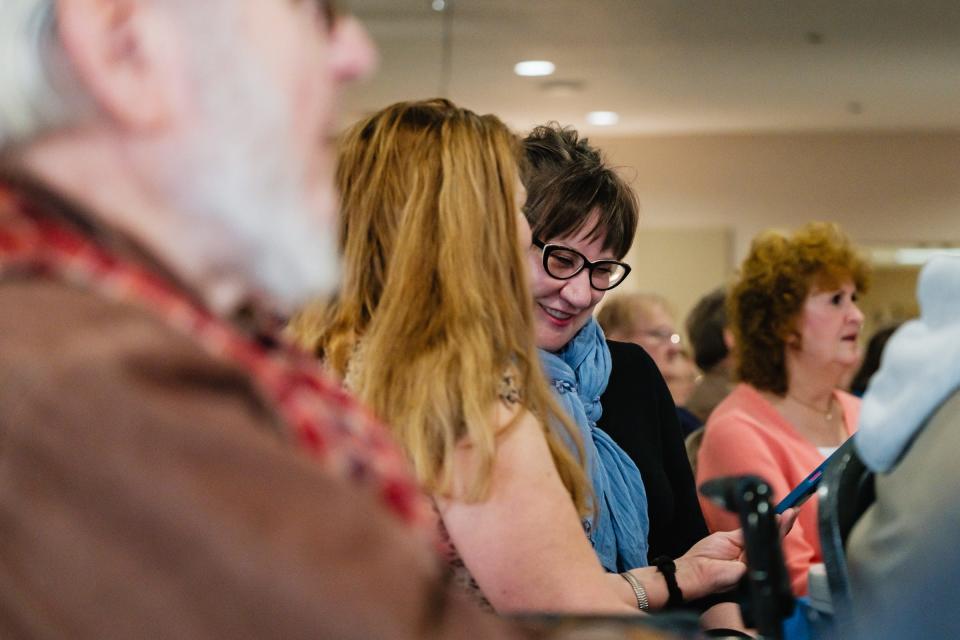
[0, 2, 533, 638]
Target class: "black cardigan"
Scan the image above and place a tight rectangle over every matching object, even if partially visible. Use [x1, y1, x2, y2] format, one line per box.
[598, 340, 710, 562]
[598, 340, 735, 613]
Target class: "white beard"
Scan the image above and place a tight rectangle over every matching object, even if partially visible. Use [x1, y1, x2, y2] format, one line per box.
[159, 119, 342, 315]
[148, 9, 340, 315]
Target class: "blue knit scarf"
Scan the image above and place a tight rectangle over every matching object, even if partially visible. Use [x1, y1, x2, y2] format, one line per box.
[540, 318, 650, 572]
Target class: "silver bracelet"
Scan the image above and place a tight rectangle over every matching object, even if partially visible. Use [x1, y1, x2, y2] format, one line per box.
[619, 571, 649, 611]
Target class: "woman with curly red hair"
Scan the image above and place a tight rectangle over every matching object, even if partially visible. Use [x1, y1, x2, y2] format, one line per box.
[696, 222, 870, 596]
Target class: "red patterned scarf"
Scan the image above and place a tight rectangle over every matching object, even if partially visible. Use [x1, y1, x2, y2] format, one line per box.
[0, 177, 438, 543]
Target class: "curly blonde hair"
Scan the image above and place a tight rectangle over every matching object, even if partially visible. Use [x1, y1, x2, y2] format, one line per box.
[730, 222, 870, 394]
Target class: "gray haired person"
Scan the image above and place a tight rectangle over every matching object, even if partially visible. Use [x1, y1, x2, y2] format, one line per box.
[0, 2, 524, 638]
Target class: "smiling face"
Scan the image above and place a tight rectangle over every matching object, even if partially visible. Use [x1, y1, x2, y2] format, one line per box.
[793, 279, 865, 368]
[528, 212, 613, 352]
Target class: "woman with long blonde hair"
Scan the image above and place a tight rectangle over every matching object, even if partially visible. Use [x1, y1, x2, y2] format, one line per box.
[317, 98, 587, 509]
[294, 99, 746, 615]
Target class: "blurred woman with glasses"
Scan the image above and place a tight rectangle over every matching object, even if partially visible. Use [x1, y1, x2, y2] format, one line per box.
[596, 293, 698, 410]
[293, 100, 749, 620]
[522, 124, 742, 627]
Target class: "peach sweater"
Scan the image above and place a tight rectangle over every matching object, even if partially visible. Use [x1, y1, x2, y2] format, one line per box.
[695, 383, 860, 596]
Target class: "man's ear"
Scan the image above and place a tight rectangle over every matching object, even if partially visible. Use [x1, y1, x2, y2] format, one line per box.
[56, 0, 185, 130]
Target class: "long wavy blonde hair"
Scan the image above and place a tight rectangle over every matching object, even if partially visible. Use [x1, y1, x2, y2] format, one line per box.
[293, 99, 589, 512]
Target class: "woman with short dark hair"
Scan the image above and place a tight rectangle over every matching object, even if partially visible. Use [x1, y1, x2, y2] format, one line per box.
[522, 123, 743, 627]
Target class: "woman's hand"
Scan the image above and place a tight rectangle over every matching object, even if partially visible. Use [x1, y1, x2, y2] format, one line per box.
[624, 529, 745, 609]
[674, 530, 747, 600]
[668, 511, 796, 604]
[778, 507, 799, 540]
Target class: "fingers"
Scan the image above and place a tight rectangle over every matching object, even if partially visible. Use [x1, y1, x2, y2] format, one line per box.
[718, 528, 745, 547]
[778, 507, 799, 539]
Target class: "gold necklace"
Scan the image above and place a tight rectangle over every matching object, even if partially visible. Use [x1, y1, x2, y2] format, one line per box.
[787, 393, 835, 422]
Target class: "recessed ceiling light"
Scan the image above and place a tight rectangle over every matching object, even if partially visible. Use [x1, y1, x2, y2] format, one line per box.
[586, 111, 619, 126]
[431, 0, 446, 11]
[514, 60, 556, 77]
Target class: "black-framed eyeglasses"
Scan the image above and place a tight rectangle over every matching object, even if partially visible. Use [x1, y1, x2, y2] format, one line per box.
[532, 239, 631, 291]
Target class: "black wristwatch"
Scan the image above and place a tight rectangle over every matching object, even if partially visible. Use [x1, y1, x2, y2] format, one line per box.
[653, 556, 685, 608]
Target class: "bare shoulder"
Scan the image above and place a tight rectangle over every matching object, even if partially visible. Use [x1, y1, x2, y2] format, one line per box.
[440, 401, 556, 504]
[438, 401, 626, 613]
[491, 403, 557, 472]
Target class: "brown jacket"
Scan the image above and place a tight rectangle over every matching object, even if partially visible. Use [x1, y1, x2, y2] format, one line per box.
[0, 276, 524, 639]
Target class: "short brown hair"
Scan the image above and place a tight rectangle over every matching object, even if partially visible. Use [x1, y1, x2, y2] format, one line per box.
[521, 124, 638, 259]
[686, 287, 729, 372]
[730, 222, 871, 394]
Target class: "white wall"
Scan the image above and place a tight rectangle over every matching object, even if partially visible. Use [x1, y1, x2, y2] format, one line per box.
[590, 131, 960, 328]
[607, 227, 733, 333]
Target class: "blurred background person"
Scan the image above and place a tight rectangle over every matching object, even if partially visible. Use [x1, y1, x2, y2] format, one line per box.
[696, 222, 870, 596]
[296, 100, 748, 618]
[684, 287, 735, 424]
[682, 287, 736, 475]
[598, 294, 693, 405]
[669, 350, 702, 423]
[598, 293, 702, 435]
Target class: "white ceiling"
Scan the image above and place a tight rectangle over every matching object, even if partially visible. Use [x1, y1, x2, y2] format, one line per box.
[342, 0, 960, 135]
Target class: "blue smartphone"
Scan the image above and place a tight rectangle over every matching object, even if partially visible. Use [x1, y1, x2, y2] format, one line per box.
[774, 437, 854, 514]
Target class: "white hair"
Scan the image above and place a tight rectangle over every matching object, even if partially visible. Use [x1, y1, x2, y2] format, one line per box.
[1, 0, 342, 310]
[0, 0, 86, 150]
